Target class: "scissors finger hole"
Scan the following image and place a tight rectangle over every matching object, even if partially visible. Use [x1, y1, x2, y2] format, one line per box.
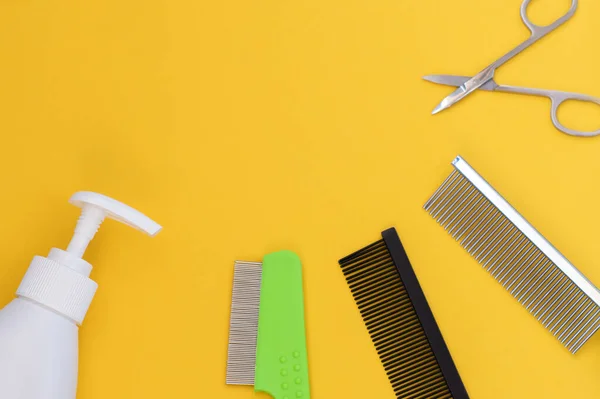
[556, 99, 600, 134]
[524, 0, 573, 27]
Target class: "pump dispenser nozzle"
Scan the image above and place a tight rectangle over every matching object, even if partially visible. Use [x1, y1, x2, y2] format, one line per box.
[66, 191, 162, 258]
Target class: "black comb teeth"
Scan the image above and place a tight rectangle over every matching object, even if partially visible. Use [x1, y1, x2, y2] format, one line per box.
[339, 228, 469, 399]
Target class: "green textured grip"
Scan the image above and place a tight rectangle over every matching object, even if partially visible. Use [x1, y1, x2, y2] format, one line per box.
[255, 251, 310, 399]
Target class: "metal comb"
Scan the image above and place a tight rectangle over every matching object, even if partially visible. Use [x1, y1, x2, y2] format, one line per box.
[424, 155, 600, 354]
[226, 252, 311, 398]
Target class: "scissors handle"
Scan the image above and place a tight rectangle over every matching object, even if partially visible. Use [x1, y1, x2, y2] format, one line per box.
[550, 93, 600, 138]
[498, 85, 600, 138]
[521, 0, 578, 39]
[491, 0, 578, 70]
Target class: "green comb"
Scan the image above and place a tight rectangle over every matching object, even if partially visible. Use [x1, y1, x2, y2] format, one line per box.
[226, 251, 310, 399]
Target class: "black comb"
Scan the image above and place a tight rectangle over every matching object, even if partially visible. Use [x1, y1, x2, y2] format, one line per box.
[339, 228, 469, 399]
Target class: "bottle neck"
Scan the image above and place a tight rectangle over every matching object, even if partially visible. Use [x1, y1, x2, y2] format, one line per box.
[16, 256, 98, 326]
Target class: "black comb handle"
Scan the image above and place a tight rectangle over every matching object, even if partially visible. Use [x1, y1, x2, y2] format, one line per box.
[383, 228, 469, 399]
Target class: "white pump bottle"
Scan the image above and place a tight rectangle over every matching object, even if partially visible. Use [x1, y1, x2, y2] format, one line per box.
[0, 192, 161, 399]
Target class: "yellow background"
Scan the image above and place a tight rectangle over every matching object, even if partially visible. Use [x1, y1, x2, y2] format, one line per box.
[0, 0, 599, 398]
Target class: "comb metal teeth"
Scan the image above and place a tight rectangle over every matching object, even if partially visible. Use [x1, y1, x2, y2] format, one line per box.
[226, 261, 262, 385]
[425, 156, 600, 354]
[339, 229, 469, 399]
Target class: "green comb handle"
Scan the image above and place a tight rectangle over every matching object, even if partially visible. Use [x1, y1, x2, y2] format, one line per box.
[255, 251, 310, 399]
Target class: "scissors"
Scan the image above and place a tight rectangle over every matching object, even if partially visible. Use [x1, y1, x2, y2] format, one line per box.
[425, 74, 600, 137]
[428, 0, 600, 137]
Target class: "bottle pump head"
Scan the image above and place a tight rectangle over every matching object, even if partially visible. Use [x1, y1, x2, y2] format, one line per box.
[50, 192, 162, 276]
[67, 191, 161, 257]
[16, 192, 161, 325]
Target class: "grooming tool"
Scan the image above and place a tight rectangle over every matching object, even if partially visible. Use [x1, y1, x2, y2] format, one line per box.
[226, 251, 310, 399]
[431, 0, 578, 114]
[425, 155, 600, 354]
[425, 74, 600, 137]
[339, 228, 469, 399]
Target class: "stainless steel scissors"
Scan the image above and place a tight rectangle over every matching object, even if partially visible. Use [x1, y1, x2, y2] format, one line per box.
[431, 0, 580, 115]
[425, 74, 600, 137]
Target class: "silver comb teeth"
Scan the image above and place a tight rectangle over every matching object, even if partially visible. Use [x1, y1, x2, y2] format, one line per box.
[226, 261, 262, 385]
[425, 156, 600, 354]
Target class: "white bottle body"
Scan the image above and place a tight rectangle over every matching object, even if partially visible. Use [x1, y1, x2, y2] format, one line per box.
[0, 297, 79, 399]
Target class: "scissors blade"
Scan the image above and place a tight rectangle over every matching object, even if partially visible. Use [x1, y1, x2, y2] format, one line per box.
[431, 66, 496, 114]
[424, 74, 499, 91]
